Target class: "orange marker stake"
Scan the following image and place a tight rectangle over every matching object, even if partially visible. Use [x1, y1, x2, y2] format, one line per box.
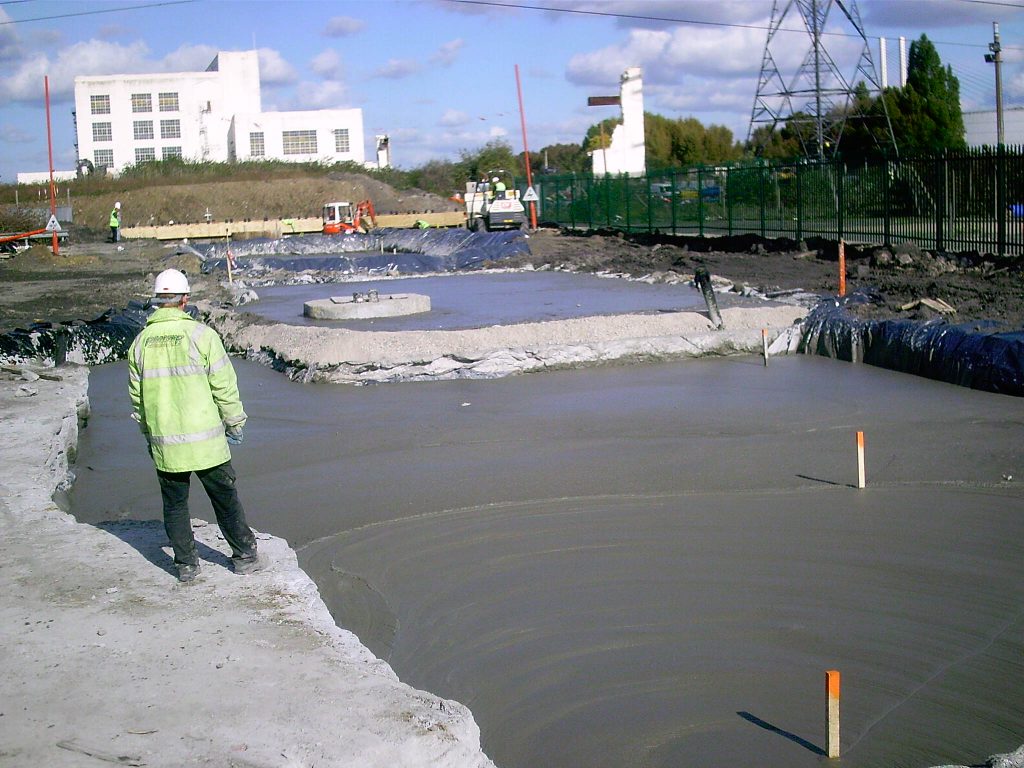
[856, 431, 866, 489]
[826, 670, 841, 758]
[838, 239, 846, 297]
[762, 328, 769, 366]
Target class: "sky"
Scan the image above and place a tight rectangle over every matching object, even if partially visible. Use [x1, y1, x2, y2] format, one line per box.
[2, 0, 1024, 183]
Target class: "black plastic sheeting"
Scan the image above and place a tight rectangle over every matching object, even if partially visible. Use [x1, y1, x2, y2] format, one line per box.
[0, 301, 184, 367]
[802, 288, 1024, 396]
[197, 228, 529, 274]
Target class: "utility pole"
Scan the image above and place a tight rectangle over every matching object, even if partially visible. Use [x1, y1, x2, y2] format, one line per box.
[985, 21, 1004, 145]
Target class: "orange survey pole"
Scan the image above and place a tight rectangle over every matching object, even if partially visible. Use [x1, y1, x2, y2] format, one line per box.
[856, 431, 866, 489]
[826, 670, 841, 758]
[514, 64, 538, 230]
[838, 239, 846, 297]
[44, 75, 59, 256]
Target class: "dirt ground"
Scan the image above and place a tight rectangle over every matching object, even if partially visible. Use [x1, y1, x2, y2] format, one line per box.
[2, 227, 1023, 336]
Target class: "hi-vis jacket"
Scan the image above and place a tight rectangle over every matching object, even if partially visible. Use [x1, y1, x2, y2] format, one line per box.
[109, 208, 120, 228]
[128, 308, 246, 473]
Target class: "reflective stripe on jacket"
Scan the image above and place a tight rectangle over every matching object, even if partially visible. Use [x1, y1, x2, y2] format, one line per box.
[128, 307, 246, 472]
[109, 209, 120, 228]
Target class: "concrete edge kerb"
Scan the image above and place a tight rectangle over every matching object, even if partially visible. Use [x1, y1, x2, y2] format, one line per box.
[0, 367, 496, 767]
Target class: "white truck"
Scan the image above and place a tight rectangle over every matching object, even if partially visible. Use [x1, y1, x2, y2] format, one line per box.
[463, 180, 526, 232]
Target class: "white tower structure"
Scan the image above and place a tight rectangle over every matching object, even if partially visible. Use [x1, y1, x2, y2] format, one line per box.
[592, 67, 646, 177]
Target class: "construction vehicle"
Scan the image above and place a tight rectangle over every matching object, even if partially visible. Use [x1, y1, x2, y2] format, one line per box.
[322, 199, 377, 234]
[462, 179, 525, 232]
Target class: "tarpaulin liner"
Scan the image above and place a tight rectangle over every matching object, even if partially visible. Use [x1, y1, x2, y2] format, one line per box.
[801, 288, 1024, 396]
[197, 228, 529, 274]
[0, 301, 156, 367]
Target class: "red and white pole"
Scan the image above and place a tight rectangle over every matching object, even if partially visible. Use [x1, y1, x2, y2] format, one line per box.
[515, 64, 537, 230]
[45, 75, 59, 256]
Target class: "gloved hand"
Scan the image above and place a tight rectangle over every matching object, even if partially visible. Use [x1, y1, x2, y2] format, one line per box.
[226, 426, 244, 445]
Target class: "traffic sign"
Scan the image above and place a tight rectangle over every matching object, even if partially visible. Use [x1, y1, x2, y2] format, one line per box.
[45, 215, 62, 232]
[522, 186, 539, 202]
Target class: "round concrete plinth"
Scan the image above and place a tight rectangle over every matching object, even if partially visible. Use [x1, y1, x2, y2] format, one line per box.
[304, 292, 431, 320]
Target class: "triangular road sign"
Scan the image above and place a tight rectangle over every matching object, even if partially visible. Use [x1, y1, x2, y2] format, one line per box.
[521, 186, 539, 202]
[45, 215, 62, 232]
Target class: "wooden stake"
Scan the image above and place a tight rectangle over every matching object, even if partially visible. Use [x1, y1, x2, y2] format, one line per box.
[856, 431, 866, 489]
[762, 328, 769, 366]
[826, 670, 841, 758]
[838, 239, 846, 297]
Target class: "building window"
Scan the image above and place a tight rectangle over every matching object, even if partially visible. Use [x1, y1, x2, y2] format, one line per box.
[94, 149, 114, 168]
[90, 95, 110, 115]
[131, 93, 152, 113]
[334, 128, 350, 153]
[92, 122, 112, 142]
[133, 120, 154, 141]
[135, 147, 156, 163]
[158, 92, 179, 112]
[282, 129, 317, 155]
[162, 146, 182, 160]
[160, 119, 181, 139]
[249, 132, 265, 157]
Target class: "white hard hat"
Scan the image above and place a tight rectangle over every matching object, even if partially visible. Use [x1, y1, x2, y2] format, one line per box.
[153, 269, 190, 295]
[114, 201, 121, 209]
[491, 177, 499, 183]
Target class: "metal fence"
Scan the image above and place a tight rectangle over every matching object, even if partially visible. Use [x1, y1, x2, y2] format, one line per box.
[527, 147, 1024, 255]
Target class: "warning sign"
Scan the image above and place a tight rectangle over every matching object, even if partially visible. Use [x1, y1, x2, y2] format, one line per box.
[522, 186, 539, 203]
[45, 215, 62, 232]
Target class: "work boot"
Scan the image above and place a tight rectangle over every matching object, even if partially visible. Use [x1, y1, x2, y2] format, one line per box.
[177, 563, 201, 583]
[233, 552, 269, 575]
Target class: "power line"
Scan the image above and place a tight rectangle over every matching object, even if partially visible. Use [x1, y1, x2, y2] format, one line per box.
[445, 0, 1024, 51]
[0, 0, 194, 25]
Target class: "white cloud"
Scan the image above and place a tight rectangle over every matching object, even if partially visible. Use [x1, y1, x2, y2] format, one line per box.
[291, 79, 349, 110]
[323, 16, 365, 37]
[311, 49, 344, 80]
[0, 39, 151, 105]
[373, 58, 422, 79]
[431, 39, 464, 67]
[439, 109, 469, 127]
[160, 44, 219, 73]
[257, 47, 299, 85]
[0, 124, 33, 143]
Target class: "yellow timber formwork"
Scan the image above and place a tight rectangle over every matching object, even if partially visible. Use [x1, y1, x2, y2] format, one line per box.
[121, 212, 467, 241]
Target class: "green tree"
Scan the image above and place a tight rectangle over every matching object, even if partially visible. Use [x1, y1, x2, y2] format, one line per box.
[892, 34, 966, 155]
[460, 139, 518, 183]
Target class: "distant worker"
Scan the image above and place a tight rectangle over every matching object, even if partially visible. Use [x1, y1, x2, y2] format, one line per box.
[492, 176, 507, 199]
[414, 219, 431, 229]
[128, 268, 267, 584]
[109, 201, 121, 243]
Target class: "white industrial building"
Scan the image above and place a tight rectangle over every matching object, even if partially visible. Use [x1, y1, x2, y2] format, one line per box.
[73, 50, 367, 174]
[963, 107, 1024, 148]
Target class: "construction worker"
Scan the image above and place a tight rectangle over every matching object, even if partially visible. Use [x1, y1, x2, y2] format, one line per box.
[109, 201, 121, 242]
[128, 269, 267, 583]
[492, 176, 507, 199]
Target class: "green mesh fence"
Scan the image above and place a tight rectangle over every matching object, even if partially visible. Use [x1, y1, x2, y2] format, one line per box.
[525, 147, 1024, 255]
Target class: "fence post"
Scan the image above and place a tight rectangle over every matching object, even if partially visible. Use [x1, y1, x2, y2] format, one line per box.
[646, 171, 654, 233]
[883, 159, 891, 248]
[624, 174, 632, 232]
[796, 162, 803, 243]
[727, 168, 734, 236]
[836, 161, 845, 242]
[670, 171, 678, 234]
[759, 162, 767, 238]
[586, 175, 593, 230]
[936, 153, 946, 251]
[604, 174, 612, 228]
[698, 167, 705, 237]
[997, 145, 1006, 256]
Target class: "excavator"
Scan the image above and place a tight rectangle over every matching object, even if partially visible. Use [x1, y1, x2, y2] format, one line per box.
[322, 199, 377, 234]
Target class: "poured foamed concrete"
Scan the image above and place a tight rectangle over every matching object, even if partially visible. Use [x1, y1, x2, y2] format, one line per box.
[304, 292, 431, 320]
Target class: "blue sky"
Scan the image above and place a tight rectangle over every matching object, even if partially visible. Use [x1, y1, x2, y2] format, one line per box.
[2, 0, 1024, 183]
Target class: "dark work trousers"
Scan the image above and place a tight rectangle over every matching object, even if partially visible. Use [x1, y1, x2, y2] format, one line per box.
[156, 460, 257, 567]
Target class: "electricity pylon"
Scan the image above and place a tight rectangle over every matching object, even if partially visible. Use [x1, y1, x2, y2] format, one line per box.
[747, 0, 897, 159]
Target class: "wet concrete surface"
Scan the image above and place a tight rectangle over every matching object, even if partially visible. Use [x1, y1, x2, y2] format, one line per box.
[246, 272, 765, 331]
[72, 356, 1024, 768]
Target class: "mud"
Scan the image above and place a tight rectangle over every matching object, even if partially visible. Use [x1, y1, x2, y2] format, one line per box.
[72, 356, 1024, 768]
